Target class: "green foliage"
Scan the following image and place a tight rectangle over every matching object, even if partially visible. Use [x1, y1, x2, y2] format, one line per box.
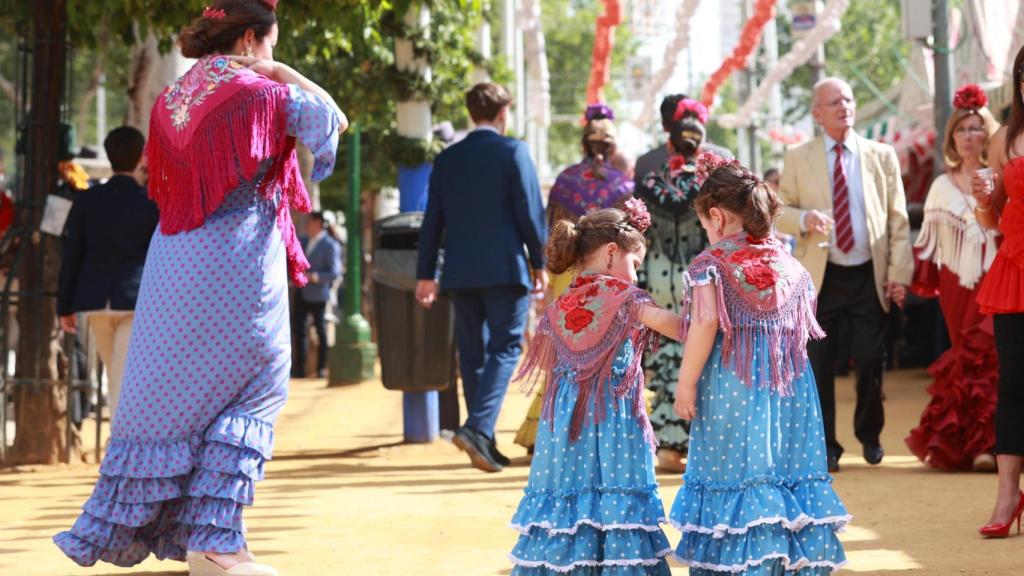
[543, 0, 636, 170]
[776, 0, 909, 124]
[0, 1, 487, 212]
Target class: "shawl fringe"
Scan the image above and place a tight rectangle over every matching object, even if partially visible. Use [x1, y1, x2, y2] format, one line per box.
[681, 264, 825, 396]
[147, 80, 311, 285]
[915, 208, 996, 290]
[515, 290, 660, 449]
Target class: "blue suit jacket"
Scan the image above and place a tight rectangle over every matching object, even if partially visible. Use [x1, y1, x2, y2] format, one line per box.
[416, 129, 546, 292]
[57, 175, 159, 316]
[300, 233, 343, 303]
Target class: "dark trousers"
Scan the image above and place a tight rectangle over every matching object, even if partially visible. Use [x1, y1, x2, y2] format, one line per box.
[292, 294, 328, 377]
[449, 285, 530, 439]
[994, 313, 1024, 456]
[808, 262, 888, 457]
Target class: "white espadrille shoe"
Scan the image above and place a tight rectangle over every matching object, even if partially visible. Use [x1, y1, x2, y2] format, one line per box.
[187, 551, 278, 576]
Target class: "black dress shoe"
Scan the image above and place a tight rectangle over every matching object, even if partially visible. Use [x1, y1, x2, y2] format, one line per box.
[827, 453, 841, 473]
[488, 437, 511, 466]
[863, 444, 884, 465]
[452, 426, 503, 473]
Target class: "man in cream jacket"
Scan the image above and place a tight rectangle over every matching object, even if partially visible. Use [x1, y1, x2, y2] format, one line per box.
[778, 78, 913, 473]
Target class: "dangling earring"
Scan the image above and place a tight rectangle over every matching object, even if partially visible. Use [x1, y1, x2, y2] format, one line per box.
[244, 46, 254, 58]
[606, 253, 613, 270]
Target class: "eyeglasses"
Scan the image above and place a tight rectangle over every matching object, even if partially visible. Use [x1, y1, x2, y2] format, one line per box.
[954, 126, 987, 136]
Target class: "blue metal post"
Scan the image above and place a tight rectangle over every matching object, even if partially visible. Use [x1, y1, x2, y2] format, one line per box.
[397, 162, 439, 443]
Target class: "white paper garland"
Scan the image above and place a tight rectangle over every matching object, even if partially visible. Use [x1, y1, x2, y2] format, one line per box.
[632, 0, 703, 129]
[717, 0, 852, 129]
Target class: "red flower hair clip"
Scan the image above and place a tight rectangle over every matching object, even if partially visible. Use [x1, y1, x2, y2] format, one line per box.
[674, 98, 709, 125]
[202, 6, 226, 19]
[953, 83, 988, 111]
[622, 197, 652, 234]
[695, 150, 736, 185]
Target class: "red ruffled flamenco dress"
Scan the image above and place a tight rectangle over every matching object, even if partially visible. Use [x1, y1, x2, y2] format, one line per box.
[906, 172, 1000, 470]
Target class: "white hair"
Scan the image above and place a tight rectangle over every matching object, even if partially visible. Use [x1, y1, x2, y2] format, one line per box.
[812, 77, 853, 103]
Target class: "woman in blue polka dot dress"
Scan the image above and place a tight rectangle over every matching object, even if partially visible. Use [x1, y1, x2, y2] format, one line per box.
[509, 201, 684, 575]
[669, 156, 849, 575]
[54, 2, 344, 575]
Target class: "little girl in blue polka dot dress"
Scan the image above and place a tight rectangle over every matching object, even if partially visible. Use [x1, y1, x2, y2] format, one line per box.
[669, 155, 850, 575]
[509, 200, 684, 575]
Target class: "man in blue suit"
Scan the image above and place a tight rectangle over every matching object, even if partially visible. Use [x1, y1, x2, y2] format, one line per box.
[57, 126, 159, 418]
[416, 82, 547, 473]
[293, 211, 343, 378]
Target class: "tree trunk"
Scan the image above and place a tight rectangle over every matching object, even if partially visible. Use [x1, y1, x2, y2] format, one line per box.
[74, 50, 106, 149]
[124, 29, 189, 135]
[7, 0, 73, 466]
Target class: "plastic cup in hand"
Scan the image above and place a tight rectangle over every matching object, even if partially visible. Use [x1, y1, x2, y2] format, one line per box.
[976, 168, 994, 194]
[816, 209, 834, 249]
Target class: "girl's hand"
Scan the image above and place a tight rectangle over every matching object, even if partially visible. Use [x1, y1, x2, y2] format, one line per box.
[674, 382, 697, 420]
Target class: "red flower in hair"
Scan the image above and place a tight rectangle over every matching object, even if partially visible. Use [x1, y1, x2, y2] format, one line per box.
[695, 150, 735, 185]
[622, 197, 652, 233]
[202, 6, 226, 19]
[953, 84, 988, 110]
[674, 98, 709, 124]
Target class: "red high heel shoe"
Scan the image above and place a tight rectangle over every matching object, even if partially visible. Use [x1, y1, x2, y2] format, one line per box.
[979, 490, 1024, 538]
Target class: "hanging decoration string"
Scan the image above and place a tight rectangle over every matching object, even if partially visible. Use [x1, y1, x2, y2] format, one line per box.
[700, 0, 777, 109]
[717, 0, 852, 129]
[631, 0, 702, 129]
[586, 0, 623, 104]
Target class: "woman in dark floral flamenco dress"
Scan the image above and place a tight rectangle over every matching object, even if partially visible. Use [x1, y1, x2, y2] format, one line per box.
[634, 98, 709, 472]
[906, 83, 1000, 471]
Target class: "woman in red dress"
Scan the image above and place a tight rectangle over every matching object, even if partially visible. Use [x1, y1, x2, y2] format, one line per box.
[906, 84, 1000, 471]
[973, 45, 1024, 538]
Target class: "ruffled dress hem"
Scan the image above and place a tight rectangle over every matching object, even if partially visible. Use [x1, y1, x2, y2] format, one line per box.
[53, 414, 274, 567]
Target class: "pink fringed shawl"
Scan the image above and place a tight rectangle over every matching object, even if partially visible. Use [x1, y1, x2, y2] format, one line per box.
[683, 234, 825, 395]
[515, 274, 660, 448]
[146, 55, 311, 285]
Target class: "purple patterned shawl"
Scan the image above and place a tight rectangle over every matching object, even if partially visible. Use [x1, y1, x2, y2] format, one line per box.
[515, 273, 660, 448]
[548, 159, 634, 217]
[683, 233, 825, 395]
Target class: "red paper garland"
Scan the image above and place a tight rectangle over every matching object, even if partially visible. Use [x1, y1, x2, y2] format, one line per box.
[586, 0, 621, 105]
[701, 0, 777, 108]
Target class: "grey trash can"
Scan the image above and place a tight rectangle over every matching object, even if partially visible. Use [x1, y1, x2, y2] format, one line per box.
[372, 212, 456, 393]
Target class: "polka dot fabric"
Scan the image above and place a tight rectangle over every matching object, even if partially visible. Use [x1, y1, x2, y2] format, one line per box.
[54, 85, 339, 568]
[668, 271, 850, 575]
[509, 340, 673, 575]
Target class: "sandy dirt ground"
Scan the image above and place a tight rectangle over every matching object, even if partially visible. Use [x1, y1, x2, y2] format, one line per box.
[0, 368, 1022, 576]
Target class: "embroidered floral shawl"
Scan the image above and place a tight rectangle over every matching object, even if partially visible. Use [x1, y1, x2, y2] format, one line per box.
[548, 159, 634, 218]
[515, 273, 660, 448]
[915, 173, 998, 289]
[683, 234, 825, 395]
[146, 55, 311, 285]
[636, 154, 700, 217]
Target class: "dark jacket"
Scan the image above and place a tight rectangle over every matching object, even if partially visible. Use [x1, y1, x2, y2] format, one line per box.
[299, 232, 343, 303]
[57, 175, 159, 316]
[416, 129, 546, 292]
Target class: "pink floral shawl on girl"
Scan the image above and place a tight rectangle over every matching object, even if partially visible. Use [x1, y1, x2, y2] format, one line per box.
[515, 273, 661, 448]
[683, 233, 825, 395]
[146, 55, 311, 285]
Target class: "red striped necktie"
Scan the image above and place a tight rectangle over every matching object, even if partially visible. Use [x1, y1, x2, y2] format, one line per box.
[832, 142, 855, 253]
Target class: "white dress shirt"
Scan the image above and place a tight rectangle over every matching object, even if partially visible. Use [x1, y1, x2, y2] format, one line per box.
[823, 133, 872, 267]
